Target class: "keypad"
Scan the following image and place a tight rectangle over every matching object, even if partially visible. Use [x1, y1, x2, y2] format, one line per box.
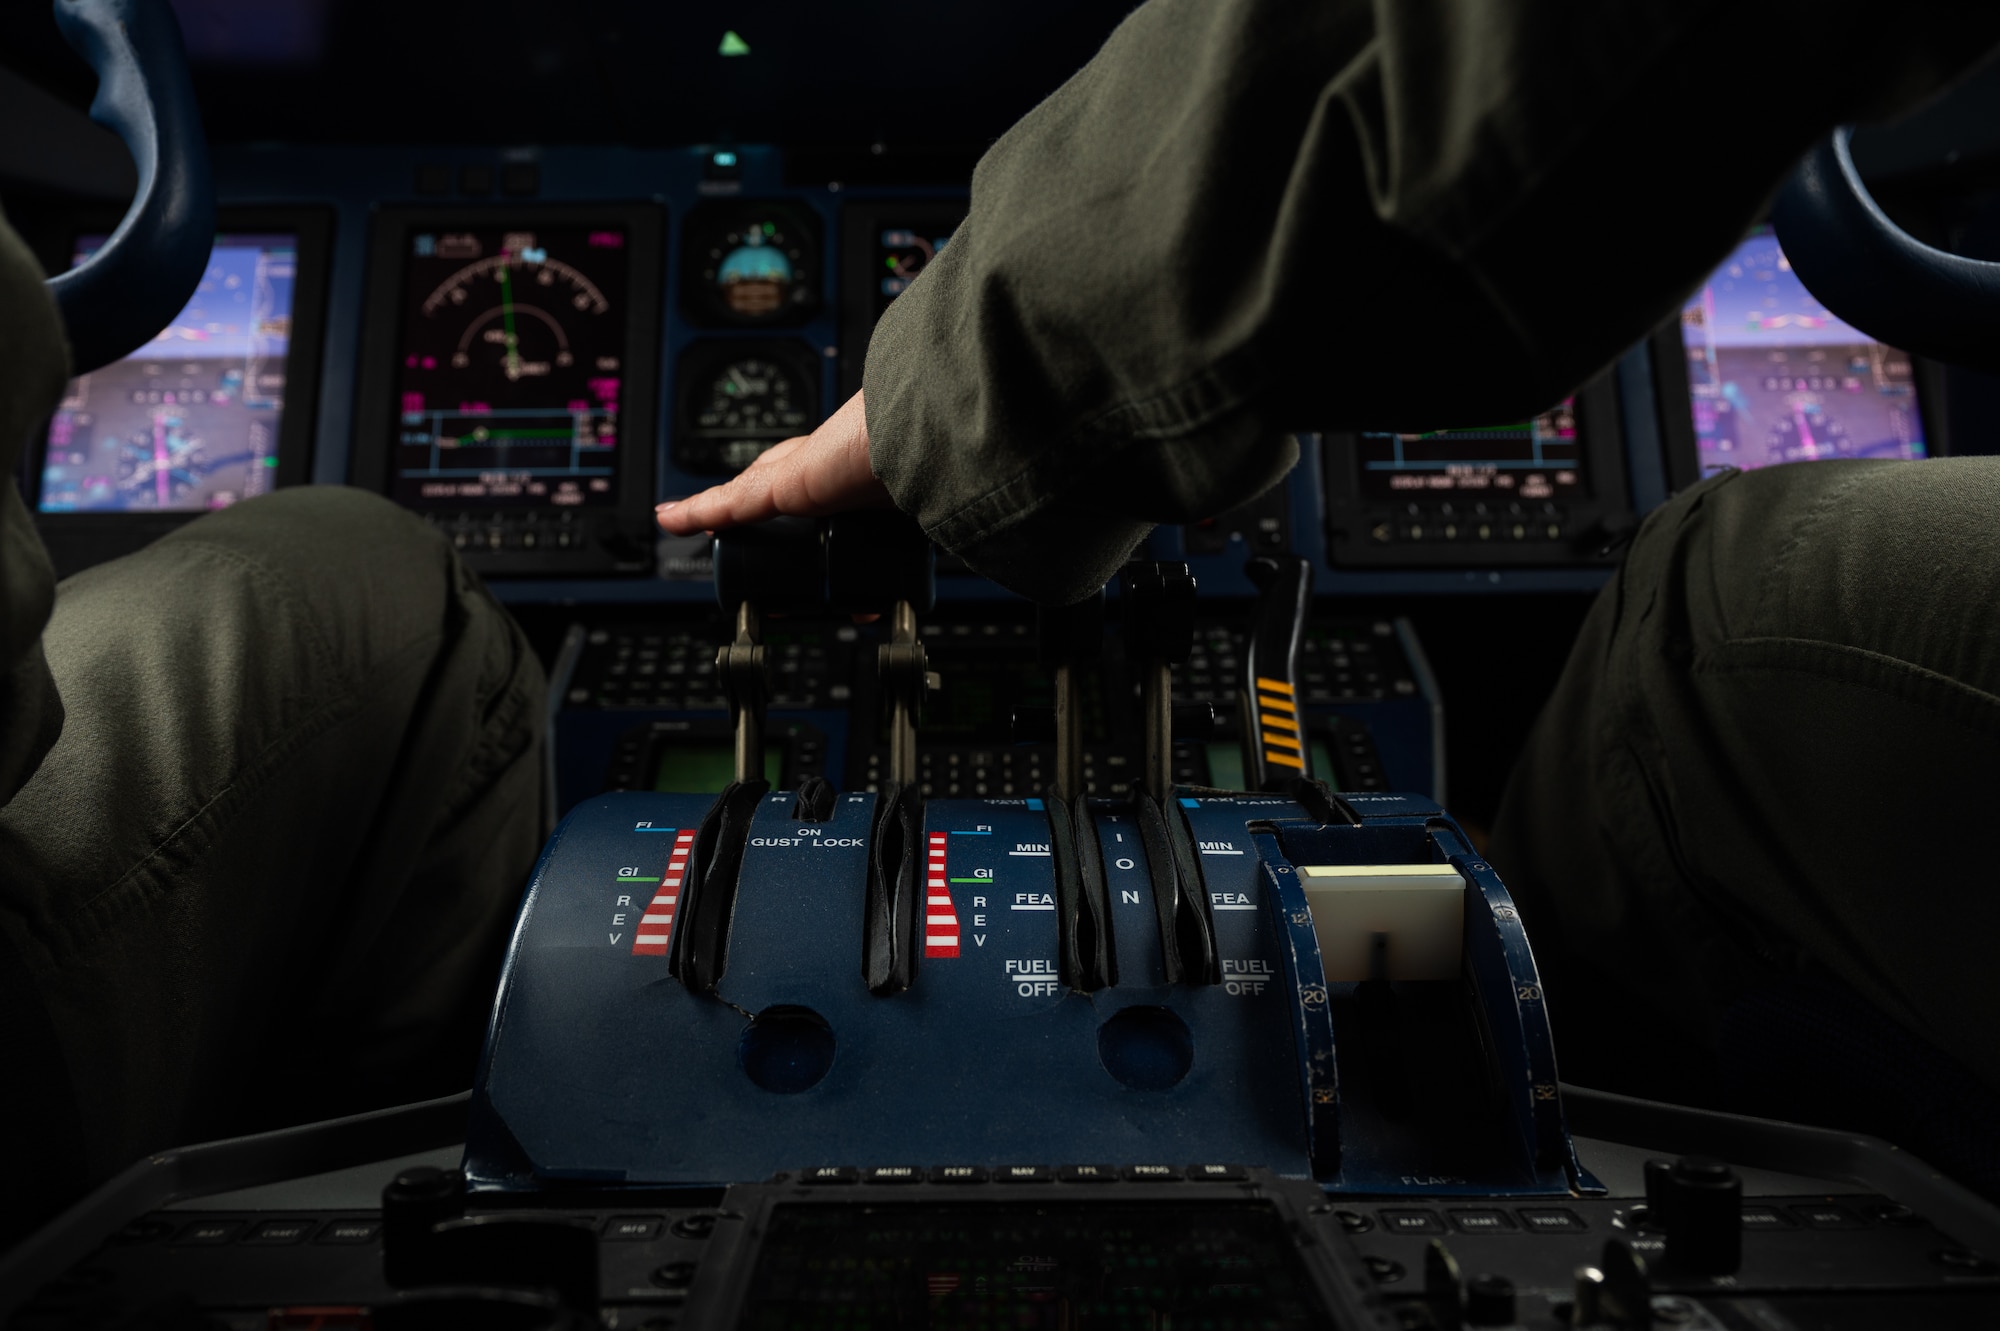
[1178, 622, 1418, 707]
[569, 625, 851, 711]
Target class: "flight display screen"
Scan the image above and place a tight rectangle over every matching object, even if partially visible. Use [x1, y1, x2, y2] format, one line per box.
[1354, 401, 1584, 502]
[740, 1202, 1328, 1327]
[389, 225, 629, 510]
[38, 232, 296, 513]
[1679, 229, 1926, 477]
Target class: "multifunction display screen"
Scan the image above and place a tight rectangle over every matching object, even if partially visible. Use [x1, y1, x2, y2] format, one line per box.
[390, 226, 628, 510]
[742, 1202, 1327, 1328]
[1680, 229, 1926, 478]
[39, 233, 296, 513]
[1354, 400, 1583, 502]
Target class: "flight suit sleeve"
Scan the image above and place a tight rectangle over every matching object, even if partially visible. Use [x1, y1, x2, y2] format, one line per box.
[863, 0, 2000, 603]
[0, 212, 72, 806]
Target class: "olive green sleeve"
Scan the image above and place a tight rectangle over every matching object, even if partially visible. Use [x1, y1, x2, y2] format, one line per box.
[0, 211, 72, 805]
[864, 0, 2000, 603]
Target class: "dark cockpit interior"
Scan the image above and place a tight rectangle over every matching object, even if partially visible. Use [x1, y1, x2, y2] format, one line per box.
[7, 2, 2000, 1327]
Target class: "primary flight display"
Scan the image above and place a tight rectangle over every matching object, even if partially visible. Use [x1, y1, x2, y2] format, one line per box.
[389, 225, 630, 511]
[37, 232, 297, 514]
[1677, 228, 1928, 477]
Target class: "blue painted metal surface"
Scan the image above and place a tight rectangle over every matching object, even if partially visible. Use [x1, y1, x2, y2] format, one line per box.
[468, 787, 1601, 1197]
[45, 0, 216, 374]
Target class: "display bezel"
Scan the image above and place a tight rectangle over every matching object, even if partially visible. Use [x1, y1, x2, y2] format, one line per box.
[1319, 370, 1631, 570]
[1648, 316, 1950, 494]
[351, 203, 664, 576]
[25, 206, 332, 578]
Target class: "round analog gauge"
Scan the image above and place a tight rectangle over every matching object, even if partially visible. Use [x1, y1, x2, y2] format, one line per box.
[689, 208, 820, 325]
[698, 357, 811, 437]
[679, 347, 818, 475]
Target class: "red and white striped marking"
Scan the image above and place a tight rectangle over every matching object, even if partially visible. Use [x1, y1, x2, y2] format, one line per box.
[631, 829, 698, 956]
[925, 831, 961, 958]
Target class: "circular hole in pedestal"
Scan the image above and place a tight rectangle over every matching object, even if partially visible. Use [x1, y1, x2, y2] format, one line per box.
[739, 1005, 837, 1093]
[1096, 1005, 1194, 1090]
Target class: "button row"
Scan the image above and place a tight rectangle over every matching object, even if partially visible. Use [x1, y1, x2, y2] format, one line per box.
[143, 1217, 383, 1247]
[797, 1164, 1247, 1186]
[1361, 1207, 1580, 1236]
[134, 1211, 734, 1250]
[1354, 1200, 1926, 1237]
[1365, 501, 1568, 546]
[427, 509, 588, 554]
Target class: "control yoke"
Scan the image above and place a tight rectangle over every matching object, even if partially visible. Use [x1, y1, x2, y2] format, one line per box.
[1773, 126, 2000, 375]
[45, 0, 216, 374]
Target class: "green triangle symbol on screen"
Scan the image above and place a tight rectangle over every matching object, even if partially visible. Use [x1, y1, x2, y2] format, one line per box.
[719, 30, 751, 56]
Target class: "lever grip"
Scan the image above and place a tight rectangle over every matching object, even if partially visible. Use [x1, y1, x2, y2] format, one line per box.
[826, 511, 936, 614]
[712, 517, 825, 611]
[1240, 554, 1314, 792]
[47, 0, 215, 374]
[714, 512, 937, 614]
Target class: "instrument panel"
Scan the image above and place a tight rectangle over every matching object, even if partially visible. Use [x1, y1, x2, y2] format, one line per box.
[17, 144, 1954, 596]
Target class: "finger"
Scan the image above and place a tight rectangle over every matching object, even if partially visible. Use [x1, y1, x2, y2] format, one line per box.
[657, 442, 802, 534]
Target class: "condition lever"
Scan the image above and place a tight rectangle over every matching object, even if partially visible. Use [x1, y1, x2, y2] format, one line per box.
[1119, 562, 1219, 986]
[1240, 554, 1314, 792]
[1037, 593, 1112, 990]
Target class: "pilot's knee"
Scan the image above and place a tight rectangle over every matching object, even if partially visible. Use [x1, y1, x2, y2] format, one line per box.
[1697, 457, 2000, 674]
[156, 485, 449, 578]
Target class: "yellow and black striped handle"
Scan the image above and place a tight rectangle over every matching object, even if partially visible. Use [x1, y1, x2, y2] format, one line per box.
[1240, 554, 1314, 792]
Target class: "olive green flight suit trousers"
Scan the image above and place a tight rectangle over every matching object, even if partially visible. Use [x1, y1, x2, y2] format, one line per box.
[1492, 458, 2000, 1188]
[0, 490, 547, 1240]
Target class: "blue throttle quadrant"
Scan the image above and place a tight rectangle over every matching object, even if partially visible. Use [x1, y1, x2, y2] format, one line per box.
[467, 527, 1599, 1200]
[465, 786, 1600, 1199]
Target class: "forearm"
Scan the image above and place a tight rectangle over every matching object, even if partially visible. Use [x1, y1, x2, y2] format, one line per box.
[866, 0, 2000, 602]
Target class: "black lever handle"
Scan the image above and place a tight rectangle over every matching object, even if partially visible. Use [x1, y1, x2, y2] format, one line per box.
[1119, 562, 1196, 804]
[1032, 591, 1112, 991]
[670, 780, 770, 994]
[1240, 554, 1314, 792]
[1036, 594, 1104, 800]
[713, 512, 936, 615]
[713, 516, 825, 613]
[863, 781, 923, 994]
[826, 511, 936, 615]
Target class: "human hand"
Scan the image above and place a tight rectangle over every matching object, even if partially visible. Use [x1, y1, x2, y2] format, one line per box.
[656, 390, 892, 535]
